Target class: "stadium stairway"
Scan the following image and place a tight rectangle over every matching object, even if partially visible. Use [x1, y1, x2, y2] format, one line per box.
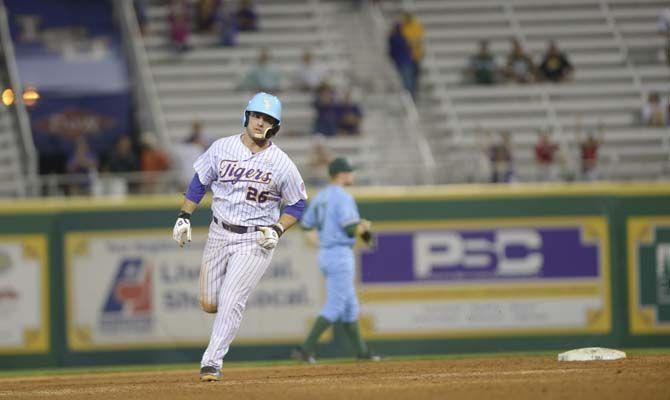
[0, 2, 35, 197]
[380, 0, 670, 183]
[0, 106, 26, 196]
[319, 1, 436, 185]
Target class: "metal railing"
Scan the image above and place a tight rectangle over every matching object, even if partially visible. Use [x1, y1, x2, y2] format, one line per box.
[396, 0, 466, 144]
[115, 0, 170, 147]
[366, 1, 436, 184]
[35, 170, 183, 197]
[599, 0, 643, 97]
[0, 0, 37, 196]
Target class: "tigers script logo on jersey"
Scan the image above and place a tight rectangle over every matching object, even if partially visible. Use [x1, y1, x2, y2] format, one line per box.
[100, 258, 153, 333]
[218, 159, 273, 185]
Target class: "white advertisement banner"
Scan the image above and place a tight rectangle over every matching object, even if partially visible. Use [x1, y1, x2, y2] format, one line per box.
[66, 229, 322, 351]
[361, 297, 604, 337]
[0, 235, 49, 354]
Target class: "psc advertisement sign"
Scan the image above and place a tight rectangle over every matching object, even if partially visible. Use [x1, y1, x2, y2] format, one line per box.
[0, 235, 49, 355]
[627, 217, 670, 334]
[358, 217, 611, 338]
[65, 229, 322, 351]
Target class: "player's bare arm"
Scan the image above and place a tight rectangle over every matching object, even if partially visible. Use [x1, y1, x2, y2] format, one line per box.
[278, 213, 298, 231]
[180, 198, 198, 215]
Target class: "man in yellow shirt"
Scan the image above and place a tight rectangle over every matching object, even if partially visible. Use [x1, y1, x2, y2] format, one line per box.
[400, 11, 424, 99]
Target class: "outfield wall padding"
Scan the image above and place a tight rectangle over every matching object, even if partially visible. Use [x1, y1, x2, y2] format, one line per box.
[1, 183, 669, 368]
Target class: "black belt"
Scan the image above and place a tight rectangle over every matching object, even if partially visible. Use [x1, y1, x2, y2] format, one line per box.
[212, 216, 258, 234]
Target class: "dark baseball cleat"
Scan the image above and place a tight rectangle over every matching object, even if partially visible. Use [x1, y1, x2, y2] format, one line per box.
[291, 347, 316, 364]
[199, 366, 221, 382]
[357, 352, 383, 362]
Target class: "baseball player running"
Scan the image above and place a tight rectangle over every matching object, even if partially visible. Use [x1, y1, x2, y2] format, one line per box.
[173, 92, 308, 382]
[291, 157, 380, 363]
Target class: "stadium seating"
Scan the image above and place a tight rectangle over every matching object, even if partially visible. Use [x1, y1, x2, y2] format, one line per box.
[143, 0, 343, 136]
[138, 0, 670, 186]
[379, 0, 670, 183]
[142, 0, 385, 184]
[141, 0, 439, 186]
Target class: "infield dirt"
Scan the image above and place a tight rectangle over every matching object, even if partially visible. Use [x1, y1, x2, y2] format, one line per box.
[1, 355, 669, 400]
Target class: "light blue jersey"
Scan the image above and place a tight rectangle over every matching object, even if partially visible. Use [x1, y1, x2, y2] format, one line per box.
[301, 184, 360, 249]
[301, 184, 361, 322]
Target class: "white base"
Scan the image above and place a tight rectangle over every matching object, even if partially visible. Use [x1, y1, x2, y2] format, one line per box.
[558, 347, 626, 362]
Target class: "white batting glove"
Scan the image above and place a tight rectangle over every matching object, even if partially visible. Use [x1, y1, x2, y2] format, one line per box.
[173, 216, 192, 247]
[258, 223, 283, 250]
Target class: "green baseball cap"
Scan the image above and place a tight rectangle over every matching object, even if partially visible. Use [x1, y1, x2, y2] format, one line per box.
[328, 157, 355, 177]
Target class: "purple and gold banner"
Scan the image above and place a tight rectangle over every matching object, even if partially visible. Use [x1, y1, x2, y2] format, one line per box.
[362, 226, 599, 283]
[356, 217, 611, 338]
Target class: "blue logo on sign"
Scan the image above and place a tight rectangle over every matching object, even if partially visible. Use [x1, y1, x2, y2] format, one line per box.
[100, 258, 153, 333]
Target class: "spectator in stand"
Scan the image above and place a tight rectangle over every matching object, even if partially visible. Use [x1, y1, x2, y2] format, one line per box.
[400, 11, 424, 98]
[534, 130, 560, 181]
[642, 92, 669, 127]
[505, 38, 536, 84]
[336, 89, 363, 136]
[66, 137, 99, 195]
[236, 0, 259, 32]
[169, 0, 191, 53]
[175, 120, 211, 186]
[466, 40, 499, 85]
[196, 0, 221, 33]
[576, 119, 604, 181]
[240, 48, 281, 92]
[488, 131, 515, 183]
[217, 2, 238, 46]
[388, 21, 416, 97]
[579, 132, 602, 181]
[294, 49, 327, 93]
[140, 134, 171, 193]
[312, 82, 339, 137]
[539, 40, 573, 83]
[185, 120, 211, 148]
[306, 138, 333, 188]
[105, 135, 140, 173]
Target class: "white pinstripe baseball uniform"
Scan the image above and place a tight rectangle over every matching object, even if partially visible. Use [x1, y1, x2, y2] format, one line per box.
[193, 133, 307, 370]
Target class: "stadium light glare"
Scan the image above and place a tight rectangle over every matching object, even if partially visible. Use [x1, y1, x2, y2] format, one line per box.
[23, 87, 40, 106]
[2, 88, 14, 106]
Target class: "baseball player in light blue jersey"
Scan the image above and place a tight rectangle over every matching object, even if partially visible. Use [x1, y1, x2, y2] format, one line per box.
[172, 92, 308, 382]
[291, 157, 379, 363]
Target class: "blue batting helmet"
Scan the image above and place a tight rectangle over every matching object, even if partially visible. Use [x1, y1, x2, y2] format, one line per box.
[242, 92, 282, 138]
